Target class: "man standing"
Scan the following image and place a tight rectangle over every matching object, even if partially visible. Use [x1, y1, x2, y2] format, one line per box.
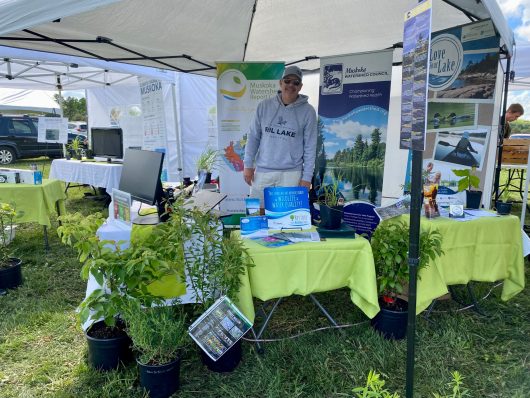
[243, 65, 317, 207]
[503, 103, 525, 138]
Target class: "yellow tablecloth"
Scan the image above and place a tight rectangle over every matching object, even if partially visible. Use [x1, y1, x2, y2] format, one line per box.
[0, 179, 66, 227]
[233, 232, 380, 322]
[393, 214, 525, 314]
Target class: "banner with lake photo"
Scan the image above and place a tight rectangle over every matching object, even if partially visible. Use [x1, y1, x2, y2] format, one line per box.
[317, 50, 393, 208]
[216, 62, 284, 213]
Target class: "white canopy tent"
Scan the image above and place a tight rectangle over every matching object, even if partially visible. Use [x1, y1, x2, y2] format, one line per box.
[0, 0, 515, 201]
[0, 0, 514, 73]
[507, 43, 530, 91]
[0, 46, 217, 180]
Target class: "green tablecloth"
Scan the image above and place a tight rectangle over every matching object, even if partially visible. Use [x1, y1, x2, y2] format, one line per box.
[393, 214, 525, 314]
[233, 231, 380, 322]
[0, 179, 66, 227]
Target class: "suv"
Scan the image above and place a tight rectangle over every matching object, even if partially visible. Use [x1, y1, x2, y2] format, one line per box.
[68, 121, 88, 136]
[0, 115, 85, 164]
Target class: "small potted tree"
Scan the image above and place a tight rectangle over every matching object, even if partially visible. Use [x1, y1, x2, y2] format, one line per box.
[452, 167, 482, 209]
[316, 173, 344, 229]
[184, 206, 253, 372]
[370, 220, 444, 339]
[196, 148, 219, 183]
[495, 190, 512, 215]
[0, 203, 22, 291]
[58, 201, 191, 370]
[68, 136, 83, 160]
[123, 299, 188, 398]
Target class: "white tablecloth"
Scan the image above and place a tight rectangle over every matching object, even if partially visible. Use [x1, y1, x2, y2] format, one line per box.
[50, 159, 123, 192]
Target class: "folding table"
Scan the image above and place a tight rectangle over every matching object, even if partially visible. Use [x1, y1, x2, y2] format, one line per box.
[233, 231, 380, 352]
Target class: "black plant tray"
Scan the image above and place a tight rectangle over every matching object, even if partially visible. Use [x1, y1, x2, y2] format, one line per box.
[316, 222, 355, 238]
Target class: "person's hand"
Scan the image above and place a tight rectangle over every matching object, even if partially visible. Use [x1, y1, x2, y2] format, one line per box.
[243, 168, 255, 186]
[299, 179, 311, 188]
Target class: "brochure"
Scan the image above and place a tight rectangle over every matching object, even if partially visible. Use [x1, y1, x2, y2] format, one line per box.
[274, 231, 321, 243]
[251, 235, 294, 248]
[245, 197, 261, 216]
[188, 296, 252, 362]
[240, 215, 268, 239]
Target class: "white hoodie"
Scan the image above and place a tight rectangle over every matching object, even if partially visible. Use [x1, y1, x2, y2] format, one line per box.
[243, 92, 317, 182]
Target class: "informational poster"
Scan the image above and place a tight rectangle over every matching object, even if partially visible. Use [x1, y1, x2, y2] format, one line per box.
[399, 0, 432, 151]
[418, 19, 500, 200]
[342, 201, 381, 239]
[37, 117, 68, 144]
[139, 78, 169, 181]
[318, 50, 392, 207]
[264, 186, 311, 230]
[189, 296, 252, 361]
[216, 62, 284, 213]
[111, 189, 132, 226]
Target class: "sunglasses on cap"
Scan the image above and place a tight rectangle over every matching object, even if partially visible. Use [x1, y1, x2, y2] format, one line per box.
[283, 78, 301, 86]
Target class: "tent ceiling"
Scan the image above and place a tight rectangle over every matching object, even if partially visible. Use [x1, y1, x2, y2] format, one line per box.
[0, 0, 514, 76]
[0, 46, 175, 89]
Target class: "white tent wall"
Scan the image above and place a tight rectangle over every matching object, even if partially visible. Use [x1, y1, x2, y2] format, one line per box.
[0, 88, 60, 114]
[175, 72, 217, 179]
[86, 85, 144, 150]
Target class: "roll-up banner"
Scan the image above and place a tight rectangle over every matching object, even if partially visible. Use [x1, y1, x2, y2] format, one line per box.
[317, 49, 393, 211]
[216, 62, 284, 213]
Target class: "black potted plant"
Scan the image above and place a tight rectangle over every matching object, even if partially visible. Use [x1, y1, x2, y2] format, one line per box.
[196, 148, 220, 184]
[58, 208, 191, 370]
[68, 136, 83, 160]
[452, 167, 482, 209]
[123, 299, 188, 398]
[316, 173, 344, 230]
[495, 190, 512, 215]
[370, 221, 444, 339]
[183, 206, 253, 372]
[0, 203, 22, 291]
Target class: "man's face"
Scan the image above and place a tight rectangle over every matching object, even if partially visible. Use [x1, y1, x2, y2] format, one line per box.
[506, 110, 522, 123]
[280, 75, 303, 103]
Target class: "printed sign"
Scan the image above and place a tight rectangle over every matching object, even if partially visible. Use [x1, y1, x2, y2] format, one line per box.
[37, 117, 68, 144]
[264, 186, 311, 230]
[240, 215, 268, 239]
[343, 201, 381, 239]
[111, 189, 132, 226]
[189, 296, 252, 361]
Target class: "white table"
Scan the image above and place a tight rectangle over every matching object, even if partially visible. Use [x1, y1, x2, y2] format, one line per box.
[50, 159, 123, 193]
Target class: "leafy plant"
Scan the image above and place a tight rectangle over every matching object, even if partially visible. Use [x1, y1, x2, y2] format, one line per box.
[433, 371, 470, 398]
[498, 189, 511, 203]
[318, 173, 344, 207]
[0, 203, 21, 267]
[68, 136, 83, 155]
[57, 204, 190, 329]
[370, 221, 444, 305]
[181, 205, 253, 313]
[452, 167, 480, 192]
[196, 148, 220, 173]
[122, 299, 188, 365]
[352, 370, 400, 398]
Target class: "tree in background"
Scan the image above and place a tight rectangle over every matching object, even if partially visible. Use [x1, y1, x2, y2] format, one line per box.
[510, 119, 530, 134]
[54, 94, 87, 121]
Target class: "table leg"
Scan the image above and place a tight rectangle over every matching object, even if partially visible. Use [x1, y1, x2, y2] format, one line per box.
[43, 225, 49, 251]
[448, 283, 486, 316]
[309, 294, 338, 326]
[253, 298, 283, 354]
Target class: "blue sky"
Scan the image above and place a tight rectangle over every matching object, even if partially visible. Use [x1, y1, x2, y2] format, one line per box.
[501, 0, 530, 120]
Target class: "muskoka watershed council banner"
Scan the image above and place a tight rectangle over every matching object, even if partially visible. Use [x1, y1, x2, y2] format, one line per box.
[216, 62, 284, 213]
[317, 50, 393, 208]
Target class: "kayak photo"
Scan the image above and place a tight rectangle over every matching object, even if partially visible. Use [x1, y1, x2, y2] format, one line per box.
[433, 129, 489, 169]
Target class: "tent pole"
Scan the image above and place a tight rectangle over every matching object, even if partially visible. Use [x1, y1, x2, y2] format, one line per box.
[171, 79, 184, 182]
[493, 53, 511, 202]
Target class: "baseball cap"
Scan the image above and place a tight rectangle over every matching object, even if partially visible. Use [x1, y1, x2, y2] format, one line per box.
[282, 65, 303, 80]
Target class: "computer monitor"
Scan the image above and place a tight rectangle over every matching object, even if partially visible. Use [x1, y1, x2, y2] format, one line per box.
[118, 148, 167, 224]
[91, 127, 123, 161]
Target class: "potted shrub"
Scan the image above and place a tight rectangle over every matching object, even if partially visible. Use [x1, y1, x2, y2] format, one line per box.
[68, 136, 83, 160]
[316, 173, 344, 229]
[183, 206, 253, 372]
[123, 299, 188, 398]
[452, 167, 482, 209]
[370, 220, 444, 339]
[58, 203, 191, 370]
[196, 148, 219, 183]
[0, 203, 22, 291]
[495, 190, 512, 215]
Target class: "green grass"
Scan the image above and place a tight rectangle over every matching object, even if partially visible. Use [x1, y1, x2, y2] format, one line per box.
[0, 159, 529, 397]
